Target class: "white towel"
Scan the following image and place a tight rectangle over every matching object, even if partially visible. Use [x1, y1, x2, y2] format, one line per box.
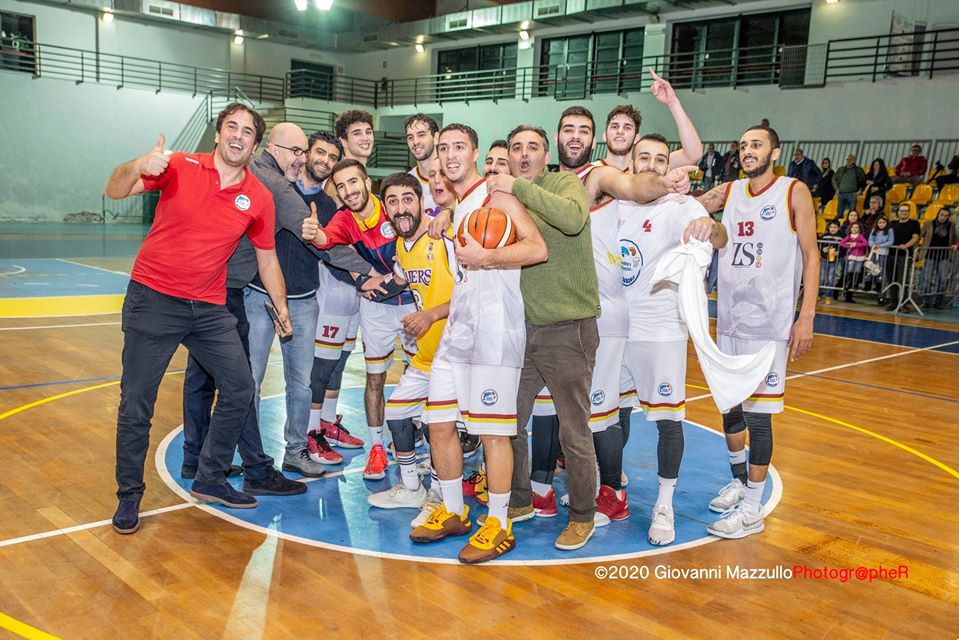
[651, 238, 776, 414]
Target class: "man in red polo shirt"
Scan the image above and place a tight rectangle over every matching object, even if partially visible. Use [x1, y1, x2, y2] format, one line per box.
[104, 103, 291, 534]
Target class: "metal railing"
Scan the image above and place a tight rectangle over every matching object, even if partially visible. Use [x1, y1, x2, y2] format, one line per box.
[824, 28, 959, 83]
[369, 133, 414, 169]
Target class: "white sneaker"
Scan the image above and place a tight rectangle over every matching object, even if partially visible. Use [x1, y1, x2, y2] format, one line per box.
[559, 493, 569, 507]
[621, 470, 629, 487]
[648, 504, 675, 546]
[707, 503, 765, 539]
[708, 479, 746, 513]
[367, 483, 427, 510]
[409, 488, 442, 527]
[594, 511, 611, 528]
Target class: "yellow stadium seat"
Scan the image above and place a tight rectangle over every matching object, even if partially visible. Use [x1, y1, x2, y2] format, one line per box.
[886, 166, 896, 177]
[936, 183, 959, 206]
[923, 202, 950, 222]
[773, 166, 786, 177]
[911, 183, 933, 206]
[822, 198, 838, 219]
[812, 197, 821, 211]
[816, 217, 826, 234]
[886, 183, 909, 205]
[856, 193, 866, 212]
[691, 170, 703, 181]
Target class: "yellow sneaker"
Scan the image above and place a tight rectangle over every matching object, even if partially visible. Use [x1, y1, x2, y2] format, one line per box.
[409, 504, 471, 543]
[458, 516, 515, 564]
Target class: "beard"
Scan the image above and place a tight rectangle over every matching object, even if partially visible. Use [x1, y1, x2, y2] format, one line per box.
[306, 160, 331, 183]
[557, 142, 591, 170]
[743, 151, 773, 178]
[391, 210, 421, 239]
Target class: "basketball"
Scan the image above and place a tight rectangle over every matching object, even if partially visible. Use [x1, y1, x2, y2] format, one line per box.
[456, 207, 517, 249]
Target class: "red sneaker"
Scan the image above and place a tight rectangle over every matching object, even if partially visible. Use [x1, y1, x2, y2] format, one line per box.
[533, 488, 558, 517]
[307, 430, 344, 465]
[363, 444, 389, 481]
[321, 416, 364, 449]
[597, 485, 630, 522]
[463, 469, 488, 505]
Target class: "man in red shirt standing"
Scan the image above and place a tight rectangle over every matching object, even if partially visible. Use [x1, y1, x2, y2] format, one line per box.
[104, 103, 291, 535]
[894, 144, 929, 186]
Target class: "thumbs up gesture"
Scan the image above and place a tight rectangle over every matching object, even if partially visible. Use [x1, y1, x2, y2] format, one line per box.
[301, 201, 327, 243]
[662, 165, 698, 195]
[137, 133, 169, 177]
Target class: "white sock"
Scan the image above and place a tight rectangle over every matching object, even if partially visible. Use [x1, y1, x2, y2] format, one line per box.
[439, 477, 464, 516]
[745, 479, 765, 514]
[656, 476, 677, 509]
[321, 396, 338, 423]
[430, 467, 442, 499]
[728, 449, 746, 466]
[368, 424, 384, 446]
[487, 491, 510, 524]
[308, 409, 321, 432]
[596, 464, 601, 496]
[531, 480, 551, 497]
[396, 452, 420, 491]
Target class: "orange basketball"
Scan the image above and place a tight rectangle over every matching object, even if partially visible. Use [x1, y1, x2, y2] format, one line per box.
[456, 207, 518, 249]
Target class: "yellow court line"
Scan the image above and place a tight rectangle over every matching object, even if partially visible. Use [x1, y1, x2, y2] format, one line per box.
[0, 612, 62, 640]
[0, 294, 124, 318]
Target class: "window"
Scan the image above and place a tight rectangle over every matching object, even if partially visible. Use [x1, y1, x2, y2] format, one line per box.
[289, 59, 335, 100]
[0, 10, 36, 75]
[539, 28, 644, 99]
[436, 43, 517, 101]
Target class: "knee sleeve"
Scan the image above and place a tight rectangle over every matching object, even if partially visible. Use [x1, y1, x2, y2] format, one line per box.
[593, 427, 624, 489]
[656, 420, 684, 479]
[618, 407, 632, 445]
[326, 350, 350, 393]
[744, 411, 773, 466]
[387, 417, 417, 452]
[530, 414, 560, 485]
[722, 405, 747, 434]
[310, 357, 340, 403]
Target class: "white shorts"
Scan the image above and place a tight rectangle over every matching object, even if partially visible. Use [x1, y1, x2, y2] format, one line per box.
[426, 358, 519, 436]
[359, 297, 417, 374]
[717, 335, 788, 414]
[619, 361, 637, 409]
[385, 366, 430, 422]
[624, 340, 688, 422]
[529, 336, 626, 433]
[314, 268, 361, 360]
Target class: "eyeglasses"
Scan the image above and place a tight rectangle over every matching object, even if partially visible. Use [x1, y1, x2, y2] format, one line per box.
[274, 144, 305, 157]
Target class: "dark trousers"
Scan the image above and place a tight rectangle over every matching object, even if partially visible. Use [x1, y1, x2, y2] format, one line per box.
[115, 281, 254, 499]
[182, 287, 273, 481]
[512, 318, 600, 523]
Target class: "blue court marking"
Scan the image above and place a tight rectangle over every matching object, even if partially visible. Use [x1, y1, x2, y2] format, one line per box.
[0, 259, 128, 298]
[0, 370, 185, 392]
[158, 387, 778, 565]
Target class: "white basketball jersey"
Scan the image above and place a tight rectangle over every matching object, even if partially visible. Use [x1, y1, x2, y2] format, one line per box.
[435, 179, 526, 367]
[620, 193, 706, 341]
[717, 176, 802, 341]
[585, 187, 628, 337]
[409, 166, 438, 217]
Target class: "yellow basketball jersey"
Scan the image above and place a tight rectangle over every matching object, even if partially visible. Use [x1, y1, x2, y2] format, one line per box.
[395, 232, 459, 372]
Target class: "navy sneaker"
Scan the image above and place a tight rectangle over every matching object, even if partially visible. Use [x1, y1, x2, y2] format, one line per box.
[181, 464, 243, 480]
[190, 480, 258, 508]
[243, 469, 307, 496]
[112, 498, 141, 534]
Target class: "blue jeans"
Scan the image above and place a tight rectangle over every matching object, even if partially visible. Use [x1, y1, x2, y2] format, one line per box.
[245, 288, 319, 456]
[819, 261, 838, 296]
[837, 192, 857, 219]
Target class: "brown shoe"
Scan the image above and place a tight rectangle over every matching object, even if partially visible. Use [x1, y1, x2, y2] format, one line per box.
[458, 517, 515, 564]
[555, 520, 595, 550]
[477, 504, 534, 526]
[410, 504, 472, 543]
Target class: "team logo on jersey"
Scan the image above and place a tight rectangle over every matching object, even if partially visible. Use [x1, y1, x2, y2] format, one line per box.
[760, 205, 777, 220]
[658, 383, 673, 396]
[591, 391, 606, 406]
[480, 389, 498, 406]
[765, 372, 780, 387]
[380, 221, 397, 239]
[620, 239, 644, 286]
[234, 194, 251, 211]
[731, 241, 764, 268]
[405, 268, 432, 286]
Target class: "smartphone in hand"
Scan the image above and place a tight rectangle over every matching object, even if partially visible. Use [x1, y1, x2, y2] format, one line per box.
[263, 302, 292, 340]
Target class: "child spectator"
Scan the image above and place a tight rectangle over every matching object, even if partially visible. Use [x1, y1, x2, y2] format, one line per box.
[868, 216, 894, 304]
[819, 220, 843, 302]
[839, 222, 868, 302]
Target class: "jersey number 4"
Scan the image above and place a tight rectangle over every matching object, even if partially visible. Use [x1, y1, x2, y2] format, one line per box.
[643, 219, 652, 232]
[737, 221, 755, 236]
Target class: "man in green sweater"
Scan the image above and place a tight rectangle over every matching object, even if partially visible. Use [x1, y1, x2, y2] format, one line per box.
[833, 153, 866, 219]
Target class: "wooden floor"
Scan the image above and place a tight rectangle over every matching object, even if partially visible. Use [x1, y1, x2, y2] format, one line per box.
[1, 264, 958, 638]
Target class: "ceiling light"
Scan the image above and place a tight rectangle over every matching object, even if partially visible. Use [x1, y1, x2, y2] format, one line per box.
[415, 44, 425, 53]
[294, 0, 308, 11]
[519, 30, 530, 40]
[315, 0, 334, 9]
[101, 11, 113, 23]
[233, 34, 244, 45]
[825, 0, 839, 3]
[518, 39, 532, 50]
[520, 20, 530, 30]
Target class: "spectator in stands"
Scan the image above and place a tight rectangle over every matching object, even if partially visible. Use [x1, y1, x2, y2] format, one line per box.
[860, 196, 882, 235]
[893, 144, 928, 186]
[721, 141, 741, 182]
[864, 158, 893, 208]
[935, 155, 959, 189]
[812, 157, 834, 209]
[839, 210, 861, 237]
[839, 222, 868, 303]
[868, 216, 894, 303]
[787, 147, 819, 190]
[833, 154, 866, 219]
[884, 203, 921, 311]
[698, 143, 723, 189]
[919, 207, 958, 309]
[819, 220, 842, 303]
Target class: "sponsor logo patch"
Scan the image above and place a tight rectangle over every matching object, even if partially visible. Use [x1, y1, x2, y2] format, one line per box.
[765, 372, 780, 387]
[234, 194, 251, 211]
[760, 205, 777, 221]
[620, 239, 644, 286]
[481, 389, 498, 406]
[380, 221, 397, 239]
[591, 390, 605, 406]
[658, 382, 673, 397]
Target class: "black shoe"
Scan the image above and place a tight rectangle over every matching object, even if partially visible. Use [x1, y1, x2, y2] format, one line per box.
[190, 480, 258, 508]
[182, 464, 242, 479]
[243, 469, 307, 496]
[226, 464, 244, 478]
[112, 497, 141, 534]
[459, 431, 481, 459]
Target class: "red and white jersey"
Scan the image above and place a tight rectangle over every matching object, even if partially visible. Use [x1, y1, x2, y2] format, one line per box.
[435, 179, 526, 367]
[620, 193, 706, 341]
[717, 176, 802, 341]
[409, 166, 437, 217]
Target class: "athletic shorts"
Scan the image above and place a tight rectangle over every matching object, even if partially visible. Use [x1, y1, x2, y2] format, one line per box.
[314, 268, 361, 360]
[385, 365, 430, 423]
[359, 297, 417, 374]
[619, 361, 637, 409]
[425, 358, 519, 436]
[624, 340, 688, 422]
[717, 335, 788, 414]
[529, 336, 626, 433]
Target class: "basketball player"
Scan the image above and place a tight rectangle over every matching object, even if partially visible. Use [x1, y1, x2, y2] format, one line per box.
[327, 109, 375, 207]
[367, 172, 457, 509]
[696, 125, 818, 539]
[405, 114, 438, 216]
[619, 133, 728, 545]
[483, 140, 510, 178]
[600, 69, 702, 172]
[411, 123, 547, 564]
[301, 159, 418, 482]
[296, 131, 367, 453]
